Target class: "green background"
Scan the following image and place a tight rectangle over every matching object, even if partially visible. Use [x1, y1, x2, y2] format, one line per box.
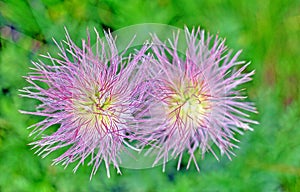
[1, 0, 300, 191]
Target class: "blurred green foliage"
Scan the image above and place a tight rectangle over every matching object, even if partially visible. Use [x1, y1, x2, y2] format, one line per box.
[1, 0, 300, 191]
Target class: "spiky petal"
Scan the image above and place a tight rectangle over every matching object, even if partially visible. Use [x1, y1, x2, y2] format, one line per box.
[135, 27, 258, 171]
[20, 28, 148, 178]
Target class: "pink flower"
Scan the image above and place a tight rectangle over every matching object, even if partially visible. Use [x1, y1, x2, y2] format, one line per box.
[20, 28, 148, 178]
[135, 27, 258, 171]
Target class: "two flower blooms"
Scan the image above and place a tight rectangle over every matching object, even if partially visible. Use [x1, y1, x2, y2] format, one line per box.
[20, 26, 258, 179]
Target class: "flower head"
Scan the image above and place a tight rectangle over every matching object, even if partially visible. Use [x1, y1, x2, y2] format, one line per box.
[20, 28, 147, 178]
[136, 27, 258, 171]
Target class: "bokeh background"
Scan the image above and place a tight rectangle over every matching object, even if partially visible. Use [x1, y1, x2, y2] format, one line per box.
[1, 0, 300, 191]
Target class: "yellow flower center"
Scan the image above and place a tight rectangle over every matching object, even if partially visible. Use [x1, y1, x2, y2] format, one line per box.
[166, 80, 210, 125]
[72, 88, 116, 130]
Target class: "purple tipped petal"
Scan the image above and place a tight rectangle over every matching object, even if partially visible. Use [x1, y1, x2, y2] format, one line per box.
[134, 27, 258, 171]
[20, 28, 148, 178]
